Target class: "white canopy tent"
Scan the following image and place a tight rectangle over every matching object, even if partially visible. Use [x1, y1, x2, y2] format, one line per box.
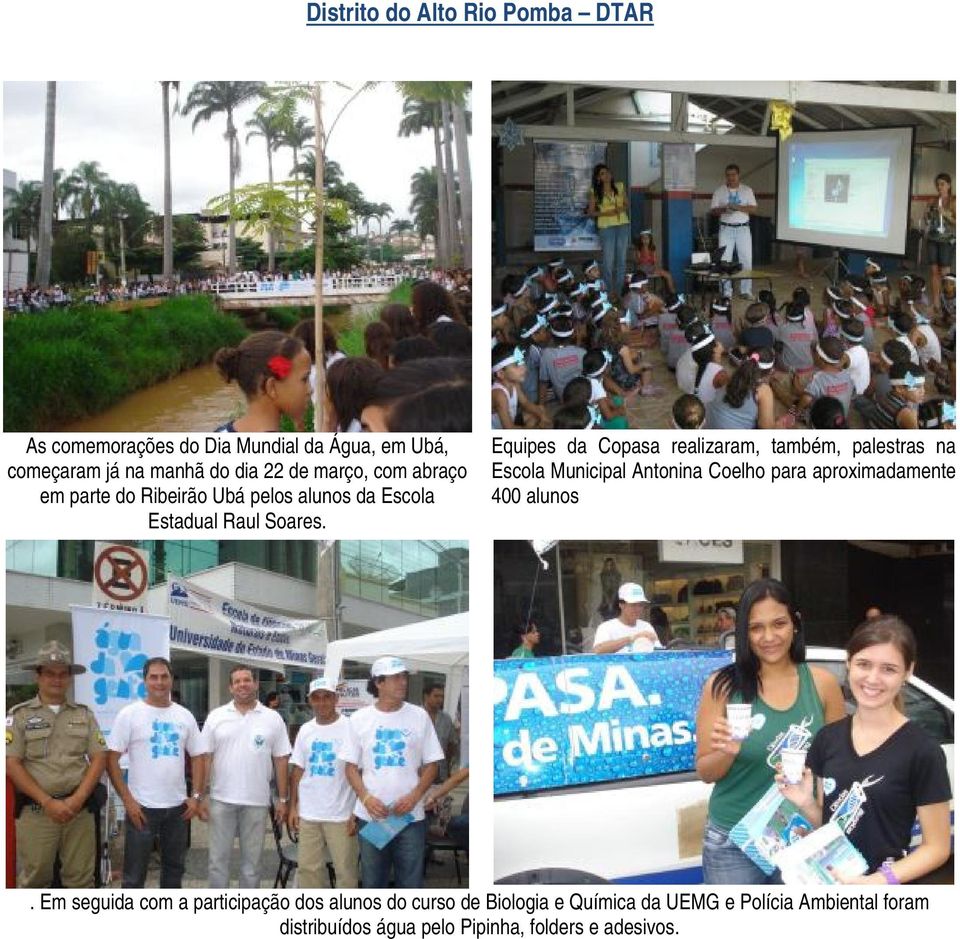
[325, 612, 469, 710]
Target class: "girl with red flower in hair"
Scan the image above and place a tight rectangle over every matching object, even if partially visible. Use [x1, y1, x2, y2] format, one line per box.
[213, 330, 312, 431]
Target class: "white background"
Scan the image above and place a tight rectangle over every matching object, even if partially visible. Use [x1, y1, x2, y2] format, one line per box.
[3, 1, 959, 928]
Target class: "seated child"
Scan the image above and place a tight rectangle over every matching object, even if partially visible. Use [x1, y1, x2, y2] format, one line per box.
[839, 318, 870, 396]
[581, 349, 629, 429]
[708, 297, 736, 350]
[539, 316, 586, 404]
[634, 230, 676, 293]
[868, 362, 927, 429]
[670, 393, 706, 430]
[676, 323, 727, 404]
[797, 336, 855, 418]
[492, 343, 550, 429]
[809, 396, 848, 429]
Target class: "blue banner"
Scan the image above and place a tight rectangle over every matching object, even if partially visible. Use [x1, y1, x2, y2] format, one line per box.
[493, 650, 731, 796]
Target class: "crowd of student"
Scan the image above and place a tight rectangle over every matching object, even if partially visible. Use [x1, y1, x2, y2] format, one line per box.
[214, 278, 472, 433]
[491, 251, 955, 430]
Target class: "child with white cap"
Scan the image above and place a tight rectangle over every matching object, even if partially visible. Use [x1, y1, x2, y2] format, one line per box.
[593, 583, 662, 654]
[289, 675, 359, 888]
[344, 657, 444, 889]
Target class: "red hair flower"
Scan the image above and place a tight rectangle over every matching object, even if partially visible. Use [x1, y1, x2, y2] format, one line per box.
[267, 355, 292, 380]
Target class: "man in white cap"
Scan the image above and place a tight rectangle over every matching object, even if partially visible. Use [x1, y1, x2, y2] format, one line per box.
[344, 657, 444, 888]
[289, 674, 359, 888]
[6, 640, 107, 887]
[593, 583, 662, 654]
[200, 663, 291, 888]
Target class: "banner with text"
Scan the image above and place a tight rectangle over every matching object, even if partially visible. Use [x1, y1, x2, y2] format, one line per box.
[167, 577, 327, 671]
[534, 141, 607, 252]
[71, 606, 170, 744]
[493, 650, 731, 795]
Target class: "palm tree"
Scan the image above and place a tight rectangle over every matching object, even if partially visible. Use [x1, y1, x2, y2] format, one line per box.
[4, 180, 41, 271]
[36, 82, 57, 287]
[370, 201, 393, 262]
[389, 217, 414, 254]
[440, 99, 460, 265]
[280, 114, 315, 205]
[246, 110, 285, 270]
[409, 166, 440, 251]
[181, 81, 266, 273]
[398, 95, 449, 267]
[160, 82, 179, 283]
[63, 160, 109, 227]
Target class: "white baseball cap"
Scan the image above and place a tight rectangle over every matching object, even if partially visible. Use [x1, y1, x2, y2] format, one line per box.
[308, 675, 339, 696]
[371, 656, 409, 678]
[618, 582, 648, 604]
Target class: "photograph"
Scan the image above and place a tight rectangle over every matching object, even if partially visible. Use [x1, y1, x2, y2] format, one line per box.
[6, 538, 469, 888]
[492, 539, 953, 885]
[490, 81, 956, 430]
[4, 81, 472, 433]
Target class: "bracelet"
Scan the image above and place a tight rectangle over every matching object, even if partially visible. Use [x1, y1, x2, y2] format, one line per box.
[879, 861, 900, 885]
[191, 792, 205, 802]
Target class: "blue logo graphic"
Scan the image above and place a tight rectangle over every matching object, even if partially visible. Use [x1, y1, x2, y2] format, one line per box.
[90, 627, 147, 706]
[373, 727, 408, 769]
[308, 739, 337, 777]
[493, 651, 731, 796]
[150, 719, 181, 759]
[253, 734, 266, 750]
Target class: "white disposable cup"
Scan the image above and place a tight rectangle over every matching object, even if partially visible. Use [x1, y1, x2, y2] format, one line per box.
[780, 747, 807, 785]
[726, 703, 753, 741]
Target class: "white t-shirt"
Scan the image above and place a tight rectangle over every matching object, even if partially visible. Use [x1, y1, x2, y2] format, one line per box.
[201, 701, 291, 806]
[290, 715, 356, 823]
[344, 702, 444, 823]
[110, 700, 205, 808]
[845, 344, 871, 395]
[593, 617, 661, 653]
[711, 183, 756, 225]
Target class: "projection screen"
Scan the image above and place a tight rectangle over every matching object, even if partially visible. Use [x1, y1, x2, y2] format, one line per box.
[776, 127, 916, 256]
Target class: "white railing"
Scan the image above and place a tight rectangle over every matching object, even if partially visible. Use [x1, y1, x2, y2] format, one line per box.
[209, 274, 403, 299]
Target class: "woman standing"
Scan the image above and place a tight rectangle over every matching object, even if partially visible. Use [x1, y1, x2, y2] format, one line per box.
[926, 172, 956, 311]
[695, 578, 845, 884]
[587, 164, 630, 299]
[777, 616, 951, 884]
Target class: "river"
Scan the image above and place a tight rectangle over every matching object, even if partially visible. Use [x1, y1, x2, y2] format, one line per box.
[58, 305, 366, 433]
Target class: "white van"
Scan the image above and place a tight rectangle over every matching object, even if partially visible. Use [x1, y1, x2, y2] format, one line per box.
[493, 648, 954, 884]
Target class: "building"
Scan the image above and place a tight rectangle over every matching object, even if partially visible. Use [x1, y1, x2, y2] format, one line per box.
[3, 169, 30, 290]
[493, 540, 953, 695]
[196, 212, 305, 270]
[6, 539, 469, 723]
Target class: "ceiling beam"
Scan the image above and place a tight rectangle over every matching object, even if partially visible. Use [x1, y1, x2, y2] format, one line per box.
[492, 84, 567, 119]
[491, 123, 776, 149]
[548, 81, 955, 114]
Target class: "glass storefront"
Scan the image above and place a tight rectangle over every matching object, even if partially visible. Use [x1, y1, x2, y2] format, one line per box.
[340, 540, 469, 617]
[494, 540, 775, 658]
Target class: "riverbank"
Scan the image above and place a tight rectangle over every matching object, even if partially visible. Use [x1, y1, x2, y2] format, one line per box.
[4, 295, 247, 431]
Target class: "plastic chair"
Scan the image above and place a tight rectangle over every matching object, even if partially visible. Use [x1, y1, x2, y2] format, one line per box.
[269, 804, 298, 888]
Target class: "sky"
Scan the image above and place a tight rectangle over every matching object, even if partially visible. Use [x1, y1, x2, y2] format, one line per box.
[2, 82, 466, 221]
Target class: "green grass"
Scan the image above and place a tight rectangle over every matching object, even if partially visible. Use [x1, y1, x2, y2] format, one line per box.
[4, 295, 247, 431]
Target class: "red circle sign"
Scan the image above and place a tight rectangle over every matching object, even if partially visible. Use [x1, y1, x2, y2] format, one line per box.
[94, 544, 148, 602]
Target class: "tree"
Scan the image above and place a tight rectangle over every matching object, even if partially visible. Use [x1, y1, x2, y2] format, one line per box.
[409, 166, 440, 246]
[397, 82, 472, 268]
[246, 109, 285, 271]
[389, 217, 415, 254]
[181, 81, 266, 274]
[3, 180, 41, 266]
[63, 160, 108, 228]
[160, 81, 179, 283]
[36, 82, 57, 287]
[280, 114, 315, 206]
[235, 235, 267, 270]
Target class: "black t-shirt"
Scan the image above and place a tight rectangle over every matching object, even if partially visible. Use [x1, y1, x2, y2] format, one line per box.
[807, 716, 952, 870]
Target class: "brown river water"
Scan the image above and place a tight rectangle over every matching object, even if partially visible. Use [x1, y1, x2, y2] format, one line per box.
[58, 306, 363, 433]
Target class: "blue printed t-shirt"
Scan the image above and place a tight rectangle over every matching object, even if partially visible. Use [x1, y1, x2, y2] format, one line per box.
[344, 702, 444, 823]
[109, 700, 205, 808]
[290, 714, 357, 822]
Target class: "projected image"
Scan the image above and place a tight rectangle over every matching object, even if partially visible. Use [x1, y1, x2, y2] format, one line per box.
[778, 128, 914, 255]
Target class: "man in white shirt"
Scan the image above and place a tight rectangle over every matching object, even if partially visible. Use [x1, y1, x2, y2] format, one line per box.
[106, 657, 206, 887]
[710, 164, 757, 300]
[593, 582, 662, 654]
[289, 675, 358, 888]
[200, 664, 291, 888]
[344, 657, 444, 888]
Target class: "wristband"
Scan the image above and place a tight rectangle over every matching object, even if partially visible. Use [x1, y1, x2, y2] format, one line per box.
[191, 792, 205, 802]
[879, 861, 900, 885]
[277, 796, 289, 804]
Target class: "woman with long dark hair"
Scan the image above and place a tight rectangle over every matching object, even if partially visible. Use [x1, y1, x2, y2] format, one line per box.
[926, 172, 956, 311]
[586, 163, 630, 299]
[695, 578, 845, 884]
[704, 348, 779, 429]
[777, 616, 951, 884]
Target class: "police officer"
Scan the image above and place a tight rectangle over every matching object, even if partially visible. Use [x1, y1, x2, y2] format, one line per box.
[6, 641, 107, 888]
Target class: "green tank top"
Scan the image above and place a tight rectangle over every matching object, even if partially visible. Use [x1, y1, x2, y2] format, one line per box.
[708, 663, 824, 830]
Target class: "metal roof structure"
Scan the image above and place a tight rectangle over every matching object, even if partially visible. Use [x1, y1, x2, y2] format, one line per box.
[492, 81, 956, 150]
